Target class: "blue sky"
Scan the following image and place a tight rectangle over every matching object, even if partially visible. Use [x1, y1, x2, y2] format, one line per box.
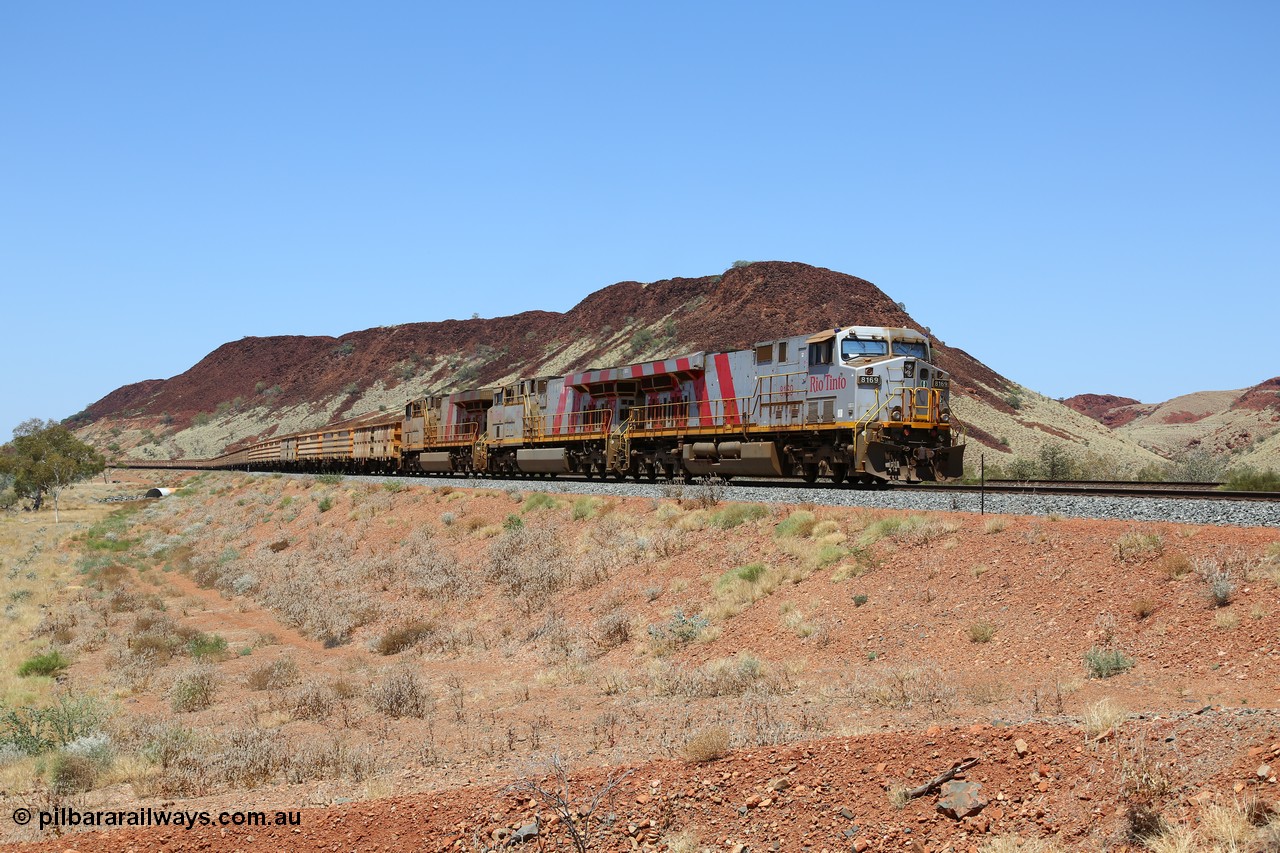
[3, 2, 1277, 438]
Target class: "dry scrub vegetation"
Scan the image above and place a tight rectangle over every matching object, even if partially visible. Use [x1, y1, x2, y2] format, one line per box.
[2, 471, 1278, 847]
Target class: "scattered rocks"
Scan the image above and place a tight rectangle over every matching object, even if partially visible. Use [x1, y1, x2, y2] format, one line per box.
[937, 781, 987, 820]
[509, 822, 539, 844]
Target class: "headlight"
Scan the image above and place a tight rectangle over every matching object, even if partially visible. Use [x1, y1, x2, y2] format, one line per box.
[890, 406, 903, 422]
[940, 409, 951, 423]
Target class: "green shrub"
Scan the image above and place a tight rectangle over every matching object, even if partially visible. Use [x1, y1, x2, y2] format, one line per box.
[315, 473, 344, 485]
[0, 695, 106, 755]
[1207, 573, 1234, 607]
[774, 511, 816, 539]
[814, 544, 846, 568]
[50, 752, 99, 794]
[503, 514, 524, 530]
[185, 633, 228, 660]
[84, 515, 137, 551]
[860, 514, 956, 546]
[571, 497, 598, 521]
[853, 594, 869, 607]
[860, 516, 904, 543]
[522, 493, 557, 512]
[170, 667, 218, 712]
[1221, 466, 1280, 492]
[18, 650, 69, 678]
[631, 328, 656, 352]
[317, 496, 333, 513]
[734, 562, 765, 583]
[1084, 647, 1134, 679]
[647, 611, 709, 648]
[710, 504, 767, 529]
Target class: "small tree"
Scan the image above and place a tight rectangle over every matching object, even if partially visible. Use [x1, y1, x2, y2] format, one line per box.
[0, 419, 105, 522]
[1038, 443, 1076, 481]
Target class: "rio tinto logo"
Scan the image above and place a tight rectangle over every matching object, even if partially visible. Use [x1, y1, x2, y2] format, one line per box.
[808, 374, 848, 392]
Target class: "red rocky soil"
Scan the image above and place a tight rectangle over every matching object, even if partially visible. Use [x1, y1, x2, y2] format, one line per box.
[12, 717, 1280, 853]
[3, 474, 1278, 852]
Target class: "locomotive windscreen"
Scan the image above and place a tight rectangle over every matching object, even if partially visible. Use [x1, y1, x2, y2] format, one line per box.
[841, 338, 888, 359]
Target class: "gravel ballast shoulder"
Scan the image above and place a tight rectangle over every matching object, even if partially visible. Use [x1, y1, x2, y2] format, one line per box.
[272, 473, 1280, 528]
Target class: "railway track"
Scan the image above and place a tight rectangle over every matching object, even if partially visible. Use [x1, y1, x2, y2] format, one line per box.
[114, 462, 1278, 503]
[930, 480, 1278, 502]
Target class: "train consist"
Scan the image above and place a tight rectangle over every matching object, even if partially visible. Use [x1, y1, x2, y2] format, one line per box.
[187, 326, 965, 485]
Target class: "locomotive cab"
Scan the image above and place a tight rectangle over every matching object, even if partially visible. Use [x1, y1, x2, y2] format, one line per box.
[797, 326, 962, 482]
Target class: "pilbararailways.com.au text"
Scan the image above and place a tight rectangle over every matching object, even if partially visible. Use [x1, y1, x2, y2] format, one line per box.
[11, 806, 301, 831]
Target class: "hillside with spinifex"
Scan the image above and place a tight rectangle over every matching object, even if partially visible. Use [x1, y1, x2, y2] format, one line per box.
[70, 261, 1158, 472]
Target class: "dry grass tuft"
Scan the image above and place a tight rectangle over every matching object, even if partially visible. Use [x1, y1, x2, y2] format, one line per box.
[682, 726, 730, 763]
[1113, 531, 1164, 562]
[1131, 598, 1157, 620]
[887, 784, 911, 809]
[662, 830, 703, 853]
[967, 620, 997, 643]
[367, 669, 434, 719]
[1158, 552, 1193, 580]
[978, 837, 1067, 853]
[861, 513, 958, 546]
[856, 663, 955, 711]
[245, 657, 299, 691]
[169, 665, 218, 712]
[1079, 697, 1127, 739]
[373, 620, 436, 655]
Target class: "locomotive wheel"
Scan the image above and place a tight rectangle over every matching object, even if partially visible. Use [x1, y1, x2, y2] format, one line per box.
[831, 463, 848, 485]
[801, 463, 819, 484]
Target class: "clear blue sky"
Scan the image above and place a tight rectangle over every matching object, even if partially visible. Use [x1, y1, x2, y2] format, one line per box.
[3, 2, 1277, 438]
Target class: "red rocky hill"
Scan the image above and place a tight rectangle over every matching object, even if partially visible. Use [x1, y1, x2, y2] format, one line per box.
[69, 261, 1155, 467]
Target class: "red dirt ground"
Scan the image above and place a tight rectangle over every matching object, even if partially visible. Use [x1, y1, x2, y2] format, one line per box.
[3, 473, 1278, 852]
